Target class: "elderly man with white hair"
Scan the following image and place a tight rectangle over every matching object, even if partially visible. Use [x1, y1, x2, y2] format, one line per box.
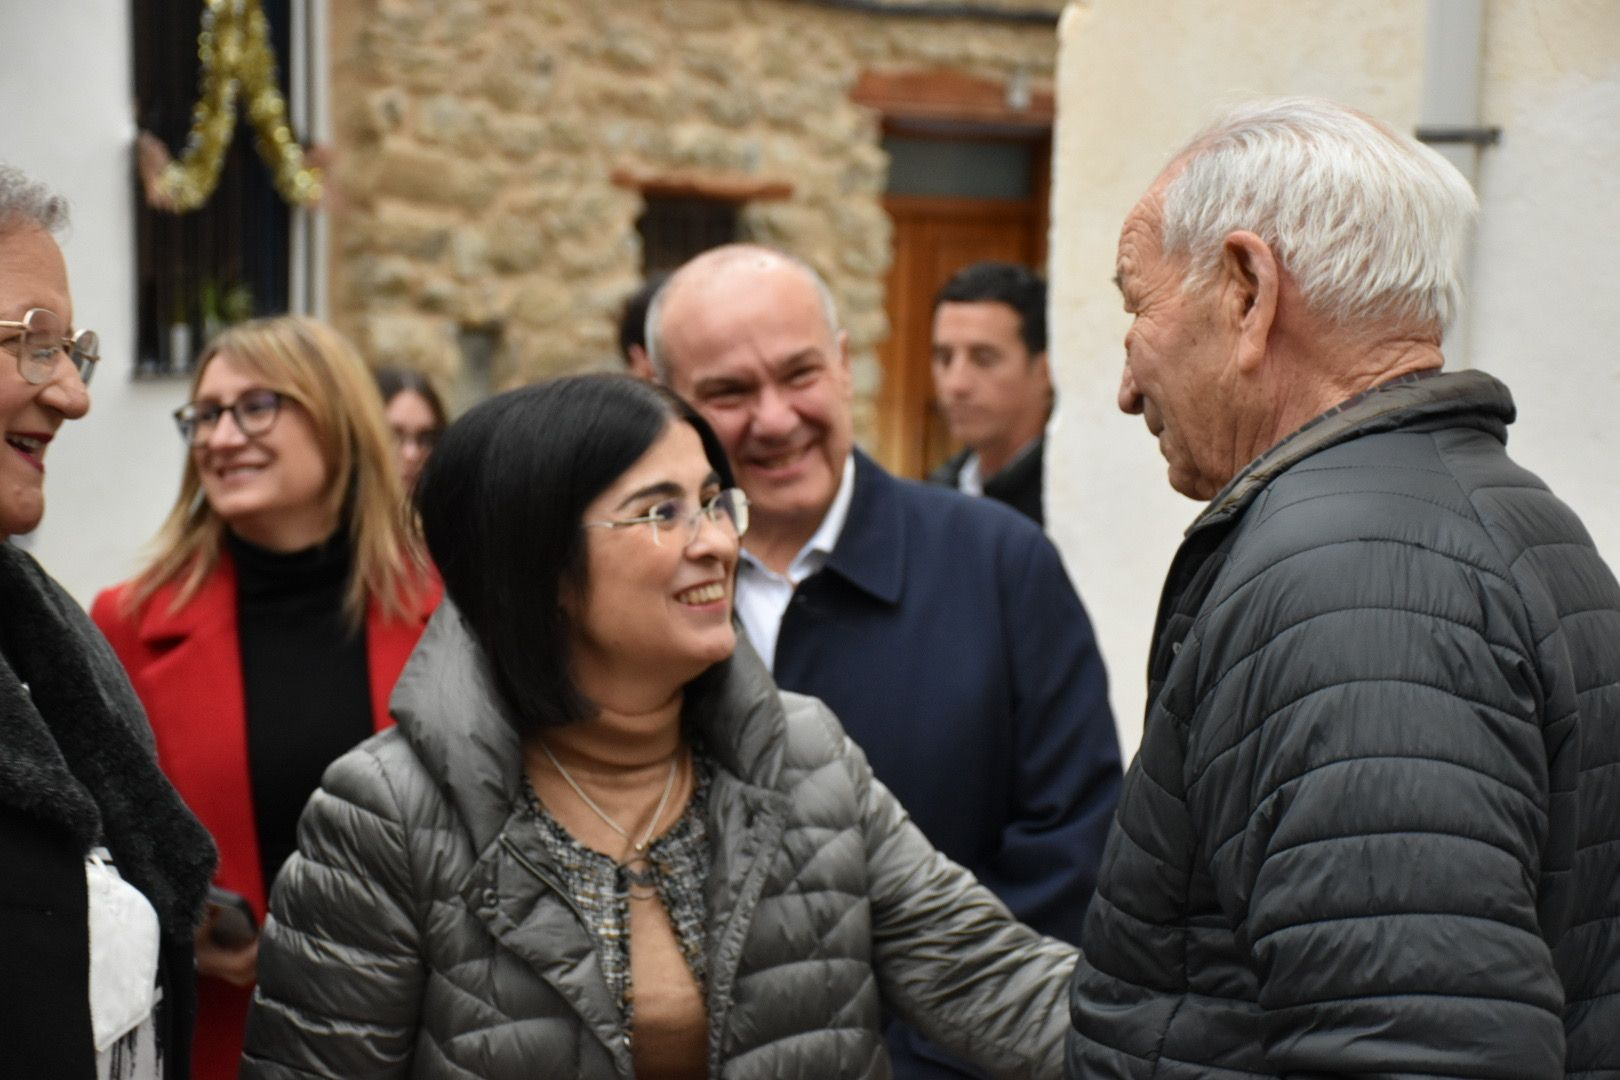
[1067, 98, 1620, 1078]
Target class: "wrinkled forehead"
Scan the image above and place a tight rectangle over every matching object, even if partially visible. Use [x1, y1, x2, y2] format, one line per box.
[0, 224, 72, 323]
[1116, 191, 1168, 281]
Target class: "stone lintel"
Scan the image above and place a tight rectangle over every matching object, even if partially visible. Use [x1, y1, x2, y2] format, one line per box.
[852, 68, 1055, 128]
[610, 167, 795, 202]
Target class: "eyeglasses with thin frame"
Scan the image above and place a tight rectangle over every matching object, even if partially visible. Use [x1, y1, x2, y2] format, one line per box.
[584, 488, 750, 548]
[173, 388, 286, 446]
[0, 308, 100, 386]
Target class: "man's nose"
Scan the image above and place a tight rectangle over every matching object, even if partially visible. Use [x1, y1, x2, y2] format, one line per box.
[1118, 363, 1144, 416]
[935, 355, 971, 398]
[750, 386, 797, 437]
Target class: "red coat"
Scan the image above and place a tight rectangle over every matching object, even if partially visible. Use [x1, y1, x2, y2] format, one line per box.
[91, 555, 439, 1080]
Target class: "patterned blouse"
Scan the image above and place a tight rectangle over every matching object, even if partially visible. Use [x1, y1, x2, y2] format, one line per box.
[523, 756, 713, 1026]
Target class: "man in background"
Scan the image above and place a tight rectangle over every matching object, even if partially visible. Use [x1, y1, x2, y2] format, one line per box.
[650, 244, 1120, 1080]
[928, 262, 1051, 525]
[617, 271, 666, 380]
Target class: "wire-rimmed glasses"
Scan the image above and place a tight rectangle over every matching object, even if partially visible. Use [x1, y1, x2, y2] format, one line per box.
[0, 308, 99, 386]
[173, 389, 286, 446]
[584, 488, 750, 548]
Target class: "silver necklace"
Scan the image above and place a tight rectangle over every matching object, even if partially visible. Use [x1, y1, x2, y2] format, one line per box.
[538, 740, 680, 895]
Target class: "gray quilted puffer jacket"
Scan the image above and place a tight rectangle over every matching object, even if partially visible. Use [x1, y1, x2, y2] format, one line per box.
[242, 604, 1076, 1079]
[1067, 370, 1620, 1078]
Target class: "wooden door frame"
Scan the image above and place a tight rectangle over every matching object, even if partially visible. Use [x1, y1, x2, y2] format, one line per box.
[857, 68, 1054, 478]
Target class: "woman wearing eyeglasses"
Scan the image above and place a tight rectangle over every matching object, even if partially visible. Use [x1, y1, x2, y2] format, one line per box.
[373, 366, 448, 492]
[91, 315, 440, 1080]
[1, 166, 215, 1080]
[241, 373, 1074, 1079]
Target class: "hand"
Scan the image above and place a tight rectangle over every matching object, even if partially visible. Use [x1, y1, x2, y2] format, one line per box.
[135, 131, 179, 213]
[194, 906, 260, 988]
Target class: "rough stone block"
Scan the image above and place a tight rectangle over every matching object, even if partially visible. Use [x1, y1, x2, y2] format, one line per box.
[360, 205, 455, 261]
[659, 0, 736, 32]
[373, 146, 462, 206]
[449, 228, 490, 281]
[489, 114, 549, 160]
[354, 88, 409, 138]
[481, 47, 557, 112]
[702, 87, 757, 128]
[419, 277, 459, 313]
[350, 255, 418, 298]
[603, 34, 659, 73]
[512, 278, 573, 326]
[417, 94, 492, 153]
[489, 220, 546, 274]
[360, 312, 457, 369]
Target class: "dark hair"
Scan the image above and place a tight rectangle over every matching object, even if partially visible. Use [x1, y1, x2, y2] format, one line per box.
[933, 262, 1047, 357]
[414, 373, 734, 737]
[618, 272, 669, 363]
[373, 366, 449, 431]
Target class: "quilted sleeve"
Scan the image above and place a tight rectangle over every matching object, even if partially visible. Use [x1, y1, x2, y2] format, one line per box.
[240, 743, 426, 1079]
[1188, 533, 1565, 1078]
[829, 702, 1077, 1080]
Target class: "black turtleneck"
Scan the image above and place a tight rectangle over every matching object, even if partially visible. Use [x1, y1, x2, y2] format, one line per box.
[227, 531, 372, 894]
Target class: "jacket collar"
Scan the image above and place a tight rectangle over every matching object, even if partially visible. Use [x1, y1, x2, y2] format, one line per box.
[392, 602, 794, 1067]
[817, 449, 904, 606]
[390, 601, 793, 857]
[131, 554, 238, 644]
[1189, 369, 1515, 536]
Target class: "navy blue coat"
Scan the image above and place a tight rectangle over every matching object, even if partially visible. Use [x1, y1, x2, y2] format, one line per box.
[773, 451, 1121, 943]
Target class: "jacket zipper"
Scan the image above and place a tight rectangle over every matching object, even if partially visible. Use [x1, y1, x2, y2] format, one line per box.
[496, 833, 590, 927]
[497, 833, 637, 1075]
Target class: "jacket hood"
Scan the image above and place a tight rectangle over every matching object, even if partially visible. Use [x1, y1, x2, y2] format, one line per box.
[389, 601, 789, 857]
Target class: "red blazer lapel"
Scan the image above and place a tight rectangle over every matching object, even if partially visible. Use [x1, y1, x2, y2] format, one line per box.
[95, 564, 442, 915]
[105, 560, 266, 913]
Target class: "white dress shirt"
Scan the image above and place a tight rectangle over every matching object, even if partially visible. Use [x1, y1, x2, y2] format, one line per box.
[956, 452, 984, 496]
[734, 455, 856, 670]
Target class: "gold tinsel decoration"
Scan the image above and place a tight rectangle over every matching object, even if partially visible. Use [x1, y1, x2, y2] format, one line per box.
[152, 0, 322, 212]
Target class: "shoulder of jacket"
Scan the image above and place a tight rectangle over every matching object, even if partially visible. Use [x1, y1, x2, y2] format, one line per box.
[775, 690, 849, 766]
[318, 728, 436, 823]
[1242, 432, 1497, 554]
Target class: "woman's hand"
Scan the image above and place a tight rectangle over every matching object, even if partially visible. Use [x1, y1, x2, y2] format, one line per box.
[194, 907, 260, 988]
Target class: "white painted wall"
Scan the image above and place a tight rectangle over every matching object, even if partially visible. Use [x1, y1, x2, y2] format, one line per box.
[2, 0, 187, 602]
[1048, 0, 1620, 755]
[1467, 4, 1620, 563]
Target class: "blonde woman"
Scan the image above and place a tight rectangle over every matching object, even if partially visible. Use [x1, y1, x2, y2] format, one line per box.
[92, 315, 440, 1080]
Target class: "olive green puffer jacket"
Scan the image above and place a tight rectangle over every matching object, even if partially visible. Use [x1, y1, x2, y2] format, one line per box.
[242, 604, 1076, 1078]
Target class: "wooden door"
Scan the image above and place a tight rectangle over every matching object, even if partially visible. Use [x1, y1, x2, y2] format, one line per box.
[876, 190, 1046, 479]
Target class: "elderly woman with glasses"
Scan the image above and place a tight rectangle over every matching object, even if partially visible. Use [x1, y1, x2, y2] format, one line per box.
[91, 315, 441, 1080]
[0, 164, 215, 1080]
[240, 373, 1075, 1080]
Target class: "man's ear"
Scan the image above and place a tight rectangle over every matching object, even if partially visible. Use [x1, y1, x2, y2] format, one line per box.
[1031, 349, 1052, 388]
[1221, 230, 1278, 374]
[835, 329, 854, 398]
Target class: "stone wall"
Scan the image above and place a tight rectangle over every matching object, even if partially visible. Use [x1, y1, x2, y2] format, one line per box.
[327, 0, 1058, 425]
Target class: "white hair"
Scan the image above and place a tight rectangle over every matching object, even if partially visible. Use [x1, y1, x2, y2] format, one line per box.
[645, 244, 841, 383]
[0, 164, 69, 236]
[1160, 98, 1478, 340]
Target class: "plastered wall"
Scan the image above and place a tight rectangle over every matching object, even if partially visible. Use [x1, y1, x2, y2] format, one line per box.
[1047, 0, 1620, 753]
[1, 0, 186, 602]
